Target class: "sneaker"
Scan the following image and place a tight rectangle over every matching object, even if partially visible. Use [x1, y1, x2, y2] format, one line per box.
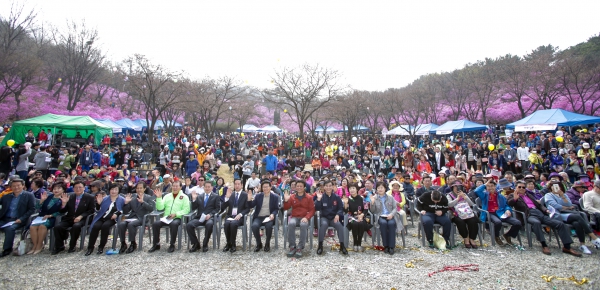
[286, 247, 296, 257]
[294, 248, 303, 258]
[327, 229, 334, 237]
[592, 238, 600, 249]
[313, 229, 318, 237]
[579, 245, 592, 255]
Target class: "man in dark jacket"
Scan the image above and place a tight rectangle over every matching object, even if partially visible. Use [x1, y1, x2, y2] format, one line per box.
[118, 182, 156, 253]
[0, 179, 35, 257]
[53, 181, 96, 254]
[507, 180, 581, 257]
[314, 180, 347, 255]
[416, 190, 451, 248]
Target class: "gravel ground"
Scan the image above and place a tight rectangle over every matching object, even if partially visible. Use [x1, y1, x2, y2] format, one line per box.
[0, 224, 598, 290]
[1, 164, 597, 289]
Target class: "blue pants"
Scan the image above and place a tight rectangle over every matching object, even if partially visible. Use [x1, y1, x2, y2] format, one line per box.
[0, 218, 24, 251]
[81, 164, 91, 172]
[421, 212, 451, 243]
[378, 217, 397, 248]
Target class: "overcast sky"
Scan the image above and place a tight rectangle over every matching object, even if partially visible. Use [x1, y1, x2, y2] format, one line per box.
[3, 0, 600, 91]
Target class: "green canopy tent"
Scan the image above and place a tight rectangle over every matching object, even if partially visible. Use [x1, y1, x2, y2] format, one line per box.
[0, 114, 112, 146]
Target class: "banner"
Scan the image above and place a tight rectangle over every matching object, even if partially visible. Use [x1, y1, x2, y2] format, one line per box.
[436, 130, 453, 135]
[514, 124, 557, 132]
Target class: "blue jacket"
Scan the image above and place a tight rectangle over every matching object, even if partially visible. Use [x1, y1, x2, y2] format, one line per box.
[93, 151, 102, 166]
[263, 154, 278, 172]
[474, 185, 512, 223]
[186, 159, 199, 177]
[90, 195, 125, 229]
[0, 191, 36, 223]
[314, 193, 344, 220]
[247, 192, 280, 218]
[548, 154, 564, 167]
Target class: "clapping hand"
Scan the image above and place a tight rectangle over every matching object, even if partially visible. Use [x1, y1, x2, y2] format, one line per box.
[137, 193, 144, 203]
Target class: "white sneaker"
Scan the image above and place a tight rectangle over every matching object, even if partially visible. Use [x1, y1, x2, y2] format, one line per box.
[579, 245, 592, 255]
[592, 238, 600, 249]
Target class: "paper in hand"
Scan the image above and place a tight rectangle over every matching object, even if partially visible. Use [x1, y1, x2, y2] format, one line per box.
[199, 213, 207, 223]
[31, 217, 45, 225]
[160, 217, 173, 224]
[262, 217, 271, 223]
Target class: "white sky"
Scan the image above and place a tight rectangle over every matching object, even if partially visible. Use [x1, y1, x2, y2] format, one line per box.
[3, 0, 600, 91]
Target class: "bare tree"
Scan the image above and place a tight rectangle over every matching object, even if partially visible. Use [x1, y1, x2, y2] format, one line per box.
[497, 54, 534, 118]
[329, 91, 365, 139]
[556, 49, 600, 114]
[51, 20, 106, 110]
[524, 45, 562, 110]
[465, 58, 499, 124]
[264, 64, 344, 139]
[437, 69, 469, 120]
[119, 54, 184, 143]
[0, 2, 39, 115]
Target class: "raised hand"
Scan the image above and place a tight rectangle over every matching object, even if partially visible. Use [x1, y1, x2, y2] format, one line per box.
[225, 187, 233, 199]
[96, 194, 103, 205]
[125, 193, 133, 204]
[247, 191, 253, 201]
[342, 195, 349, 205]
[284, 190, 290, 202]
[153, 188, 162, 198]
[316, 191, 323, 201]
[60, 194, 69, 206]
[191, 190, 198, 201]
[40, 192, 48, 203]
[137, 193, 144, 203]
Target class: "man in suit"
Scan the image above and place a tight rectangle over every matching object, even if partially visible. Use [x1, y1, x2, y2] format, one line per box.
[221, 179, 250, 253]
[248, 180, 280, 252]
[186, 182, 220, 252]
[0, 179, 35, 257]
[118, 182, 156, 254]
[149, 180, 190, 253]
[432, 146, 446, 174]
[52, 181, 96, 254]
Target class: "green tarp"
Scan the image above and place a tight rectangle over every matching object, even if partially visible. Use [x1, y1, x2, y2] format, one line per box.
[0, 114, 112, 146]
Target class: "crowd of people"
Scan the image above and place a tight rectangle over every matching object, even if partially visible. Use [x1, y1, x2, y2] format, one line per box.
[0, 124, 600, 259]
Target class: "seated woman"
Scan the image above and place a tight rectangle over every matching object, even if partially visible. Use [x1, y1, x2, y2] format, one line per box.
[370, 182, 401, 255]
[28, 182, 67, 254]
[86, 183, 124, 256]
[387, 181, 408, 229]
[447, 181, 479, 249]
[544, 181, 600, 254]
[344, 182, 372, 252]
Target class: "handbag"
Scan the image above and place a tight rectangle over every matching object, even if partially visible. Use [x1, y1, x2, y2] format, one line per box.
[481, 158, 488, 163]
[454, 202, 475, 220]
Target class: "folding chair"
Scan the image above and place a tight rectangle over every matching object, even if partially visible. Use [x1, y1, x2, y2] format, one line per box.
[146, 212, 183, 250]
[219, 211, 248, 251]
[474, 198, 523, 247]
[110, 213, 152, 251]
[282, 210, 314, 250]
[415, 202, 449, 247]
[372, 212, 406, 248]
[316, 211, 348, 246]
[183, 210, 220, 250]
[249, 210, 280, 250]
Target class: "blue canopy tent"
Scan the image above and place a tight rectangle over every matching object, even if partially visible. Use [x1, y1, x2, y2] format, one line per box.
[415, 123, 439, 135]
[115, 118, 142, 132]
[432, 120, 487, 135]
[258, 125, 283, 133]
[134, 119, 183, 130]
[95, 119, 123, 133]
[506, 109, 600, 132]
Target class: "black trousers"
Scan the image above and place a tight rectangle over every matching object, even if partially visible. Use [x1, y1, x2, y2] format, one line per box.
[152, 218, 181, 246]
[54, 219, 87, 249]
[186, 218, 214, 247]
[251, 216, 273, 246]
[452, 216, 479, 240]
[349, 221, 368, 246]
[88, 218, 116, 249]
[224, 218, 243, 245]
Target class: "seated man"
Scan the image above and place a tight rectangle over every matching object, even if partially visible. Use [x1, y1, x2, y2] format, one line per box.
[508, 180, 581, 257]
[118, 182, 155, 254]
[283, 180, 315, 258]
[416, 190, 452, 249]
[248, 181, 280, 252]
[582, 179, 600, 231]
[314, 180, 347, 255]
[149, 180, 190, 253]
[53, 181, 95, 254]
[0, 179, 35, 257]
[221, 179, 250, 253]
[186, 182, 220, 252]
[474, 179, 522, 246]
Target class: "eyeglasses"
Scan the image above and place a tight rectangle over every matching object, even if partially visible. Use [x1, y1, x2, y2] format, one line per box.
[516, 186, 525, 189]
